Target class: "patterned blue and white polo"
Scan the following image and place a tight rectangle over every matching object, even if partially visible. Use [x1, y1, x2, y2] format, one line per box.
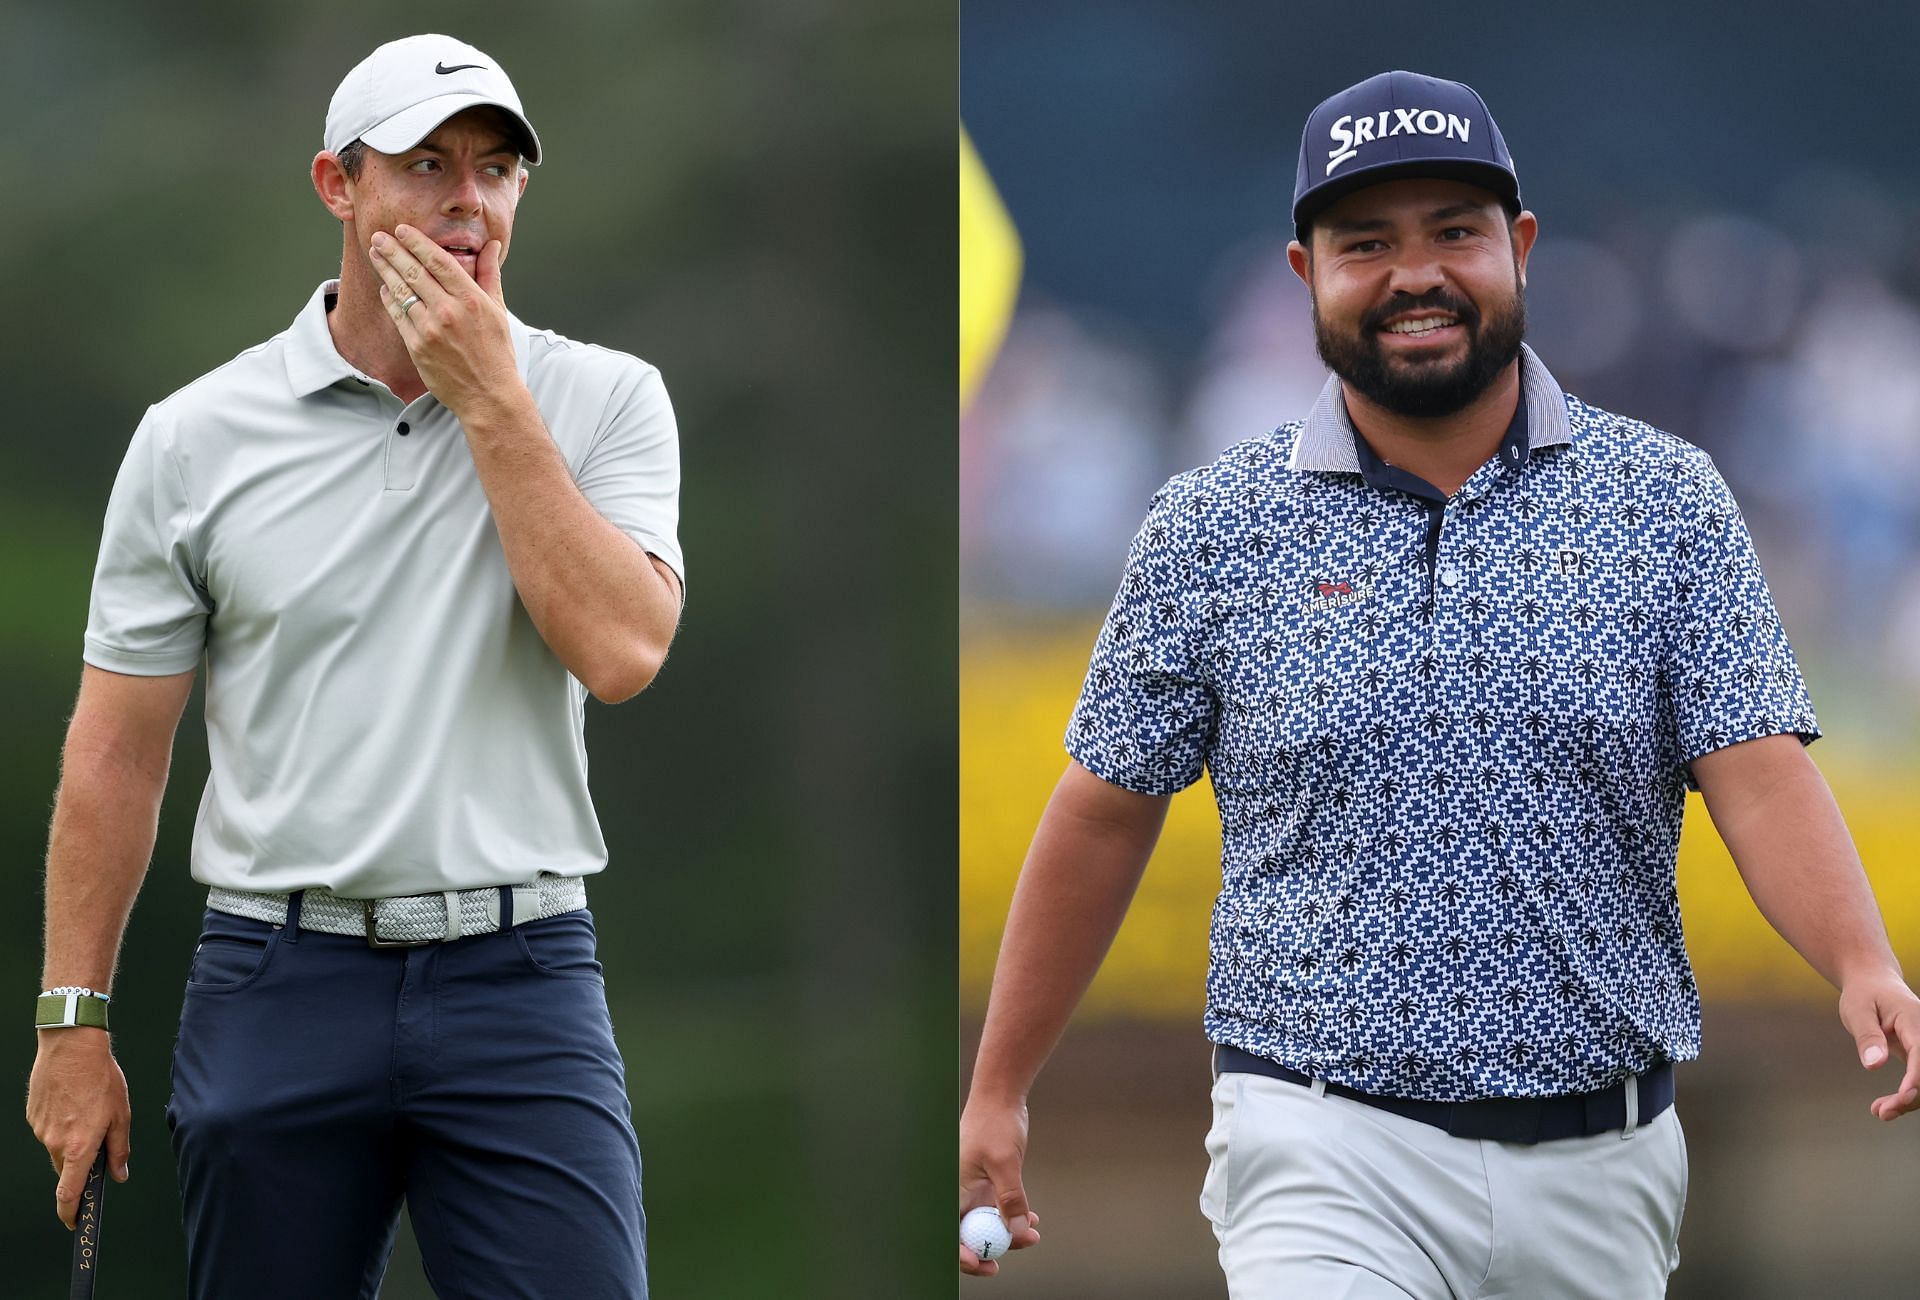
[1066, 344, 1818, 1101]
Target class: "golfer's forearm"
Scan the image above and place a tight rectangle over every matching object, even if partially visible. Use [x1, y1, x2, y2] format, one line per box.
[969, 763, 1170, 1105]
[461, 390, 680, 703]
[41, 667, 191, 992]
[1695, 736, 1899, 989]
[42, 756, 167, 993]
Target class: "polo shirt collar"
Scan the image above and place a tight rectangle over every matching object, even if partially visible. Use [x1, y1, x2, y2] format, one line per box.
[1352, 396, 1528, 500]
[1287, 342, 1573, 474]
[283, 279, 534, 398]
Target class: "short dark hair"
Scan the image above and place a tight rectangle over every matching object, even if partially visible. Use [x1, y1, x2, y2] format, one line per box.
[335, 139, 369, 180]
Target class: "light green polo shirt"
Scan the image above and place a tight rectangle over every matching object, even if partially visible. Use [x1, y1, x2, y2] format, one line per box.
[84, 281, 684, 897]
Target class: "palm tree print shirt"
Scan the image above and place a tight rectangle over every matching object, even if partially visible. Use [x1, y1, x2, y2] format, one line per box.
[1066, 344, 1818, 1100]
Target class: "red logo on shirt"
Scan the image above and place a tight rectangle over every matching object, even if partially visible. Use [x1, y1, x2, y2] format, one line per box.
[1307, 577, 1370, 610]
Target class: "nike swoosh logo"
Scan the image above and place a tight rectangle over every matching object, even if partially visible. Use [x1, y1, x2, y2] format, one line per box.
[435, 62, 484, 74]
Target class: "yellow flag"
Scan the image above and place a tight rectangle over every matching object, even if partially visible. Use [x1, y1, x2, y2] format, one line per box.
[960, 127, 1022, 411]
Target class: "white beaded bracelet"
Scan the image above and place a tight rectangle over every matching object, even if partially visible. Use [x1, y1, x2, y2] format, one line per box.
[40, 986, 111, 1002]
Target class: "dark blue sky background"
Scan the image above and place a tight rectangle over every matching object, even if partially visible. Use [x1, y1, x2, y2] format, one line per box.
[965, 0, 1920, 356]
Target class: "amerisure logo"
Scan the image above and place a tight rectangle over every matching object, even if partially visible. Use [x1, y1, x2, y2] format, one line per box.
[1326, 108, 1474, 175]
[1307, 577, 1372, 612]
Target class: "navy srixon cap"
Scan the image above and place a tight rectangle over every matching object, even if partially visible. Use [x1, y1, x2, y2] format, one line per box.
[1293, 70, 1520, 242]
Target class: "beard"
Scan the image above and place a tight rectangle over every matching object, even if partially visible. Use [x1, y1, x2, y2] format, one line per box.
[1312, 279, 1527, 418]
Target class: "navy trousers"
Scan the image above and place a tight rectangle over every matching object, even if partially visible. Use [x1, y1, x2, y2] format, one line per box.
[166, 895, 647, 1299]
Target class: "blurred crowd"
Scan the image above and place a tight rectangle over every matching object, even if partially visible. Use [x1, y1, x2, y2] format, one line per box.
[962, 162, 1920, 738]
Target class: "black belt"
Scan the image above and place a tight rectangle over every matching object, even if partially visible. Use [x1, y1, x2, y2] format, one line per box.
[1216, 1044, 1674, 1145]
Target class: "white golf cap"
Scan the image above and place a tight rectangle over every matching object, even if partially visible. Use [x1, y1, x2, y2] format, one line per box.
[325, 34, 542, 165]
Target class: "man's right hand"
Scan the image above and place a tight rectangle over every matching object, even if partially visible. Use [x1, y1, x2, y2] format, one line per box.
[27, 1028, 132, 1229]
[959, 1096, 1043, 1277]
[958, 764, 1169, 1277]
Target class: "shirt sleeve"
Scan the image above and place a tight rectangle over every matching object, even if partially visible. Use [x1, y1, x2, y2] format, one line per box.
[575, 359, 684, 599]
[83, 406, 210, 675]
[1665, 456, 1818, 784]
[1065, 472, 1218, 795]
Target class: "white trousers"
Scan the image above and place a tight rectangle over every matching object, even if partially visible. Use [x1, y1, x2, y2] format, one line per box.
[1201, 1070, 1687, 1299]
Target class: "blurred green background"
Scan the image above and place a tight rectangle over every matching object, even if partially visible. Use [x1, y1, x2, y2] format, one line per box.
[3, 2, 953, 1296]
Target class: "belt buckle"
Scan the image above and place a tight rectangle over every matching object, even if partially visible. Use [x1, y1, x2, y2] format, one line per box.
[362, 899, 432, 949]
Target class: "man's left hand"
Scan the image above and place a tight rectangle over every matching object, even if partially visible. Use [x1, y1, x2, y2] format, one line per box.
[1838, 971, 1920, 1120]
[370, 225, 520, 420]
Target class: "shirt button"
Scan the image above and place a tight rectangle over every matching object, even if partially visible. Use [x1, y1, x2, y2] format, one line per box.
[1440, 567, 1462, 588]
[397, 421, 410, 436]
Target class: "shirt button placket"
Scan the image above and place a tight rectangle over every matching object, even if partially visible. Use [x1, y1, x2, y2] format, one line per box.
[384, 411, 423, 492]
[1429, 501, 1470, 759]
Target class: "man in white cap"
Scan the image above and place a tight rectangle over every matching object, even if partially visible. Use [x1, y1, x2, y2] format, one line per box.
[26, 34, 681, 1298]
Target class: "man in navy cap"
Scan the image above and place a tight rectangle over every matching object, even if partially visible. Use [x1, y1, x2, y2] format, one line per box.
[961, 70, 1920, 1295]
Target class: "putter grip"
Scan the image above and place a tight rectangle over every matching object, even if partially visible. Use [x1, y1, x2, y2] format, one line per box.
[69, 1146, 105, 1300]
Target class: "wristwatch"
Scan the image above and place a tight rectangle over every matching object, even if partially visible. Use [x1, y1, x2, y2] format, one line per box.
[36, 986, 111, 1031]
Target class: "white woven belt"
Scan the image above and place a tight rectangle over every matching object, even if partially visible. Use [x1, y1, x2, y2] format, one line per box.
[207, 876, 587, 946]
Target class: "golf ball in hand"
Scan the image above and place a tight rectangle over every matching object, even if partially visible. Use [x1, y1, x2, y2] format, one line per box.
[961, 1206, 1013, 1261]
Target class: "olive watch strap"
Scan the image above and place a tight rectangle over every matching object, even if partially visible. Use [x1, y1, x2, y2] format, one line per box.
[36, 987, 111, 1031]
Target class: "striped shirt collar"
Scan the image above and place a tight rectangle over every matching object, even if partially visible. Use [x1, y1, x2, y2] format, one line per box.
[1288, 342, 1574, 474]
